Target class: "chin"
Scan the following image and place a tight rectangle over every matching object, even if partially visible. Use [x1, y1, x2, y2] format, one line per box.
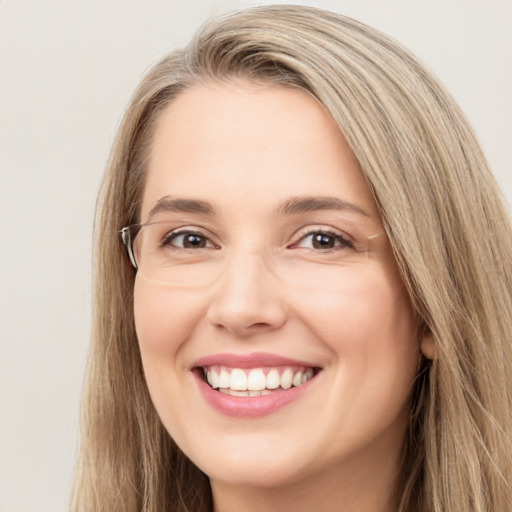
[197, 448, 316, 489]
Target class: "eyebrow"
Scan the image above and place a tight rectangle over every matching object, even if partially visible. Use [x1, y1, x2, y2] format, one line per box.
[147, 194, 369, 221]
[148, 196, 215, 220]
[276, 196, 370, 217]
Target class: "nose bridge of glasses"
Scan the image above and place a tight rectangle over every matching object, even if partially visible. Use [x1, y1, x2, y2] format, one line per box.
[217, 246, 278, 289]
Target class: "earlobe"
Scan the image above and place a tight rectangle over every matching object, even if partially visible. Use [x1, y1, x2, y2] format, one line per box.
[420, 333, 435, 360]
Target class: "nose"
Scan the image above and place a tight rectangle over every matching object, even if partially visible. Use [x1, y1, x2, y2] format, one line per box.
[206, 251, 287, 336]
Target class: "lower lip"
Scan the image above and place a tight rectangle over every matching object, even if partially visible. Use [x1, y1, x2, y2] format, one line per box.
[194, 371, 317, 418]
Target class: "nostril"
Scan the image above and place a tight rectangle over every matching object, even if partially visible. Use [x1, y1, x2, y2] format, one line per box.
[212, 320, 281, 336]
[207, 301, 287, 335]
[249, 322, 273, 329]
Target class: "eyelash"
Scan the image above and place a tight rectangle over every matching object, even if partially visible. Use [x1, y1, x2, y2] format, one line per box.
[161, 228, 354, 252]
[162, 229, 218, 249]
[287, 229, 354, 251]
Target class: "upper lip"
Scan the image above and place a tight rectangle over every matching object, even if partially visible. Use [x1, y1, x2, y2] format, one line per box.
[191, 352, 320, 369]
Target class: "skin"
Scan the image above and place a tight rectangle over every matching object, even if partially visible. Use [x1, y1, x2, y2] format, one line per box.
[134, 81, 430, 512]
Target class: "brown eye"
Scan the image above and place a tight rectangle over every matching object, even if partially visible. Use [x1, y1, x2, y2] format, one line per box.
[311, 233, 337, 249]
[165, 231, 215, 249]
[293, 231, 354, 251]
[182, 234, 207, 248]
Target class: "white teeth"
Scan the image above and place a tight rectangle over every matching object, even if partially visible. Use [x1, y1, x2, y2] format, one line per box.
[266, 368, 280, 389]
[247, 368, 266, 391]
[229, 389, 249, 397]
[292, 371, 303, 387]
[218, 369, 230, 388]
[204, 365, 316, 394]
[207, 369, 219, 389]
[280, 368, 293, 389]
[230, 369, 247, 390]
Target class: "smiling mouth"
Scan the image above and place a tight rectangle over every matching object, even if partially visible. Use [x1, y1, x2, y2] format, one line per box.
[198, 365, 320, 397]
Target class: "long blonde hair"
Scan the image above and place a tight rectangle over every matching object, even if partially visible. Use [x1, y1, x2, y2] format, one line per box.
[71, 5, 512, 511]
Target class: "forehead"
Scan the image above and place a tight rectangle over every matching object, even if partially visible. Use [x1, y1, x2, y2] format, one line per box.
[141, 81, 379, 222]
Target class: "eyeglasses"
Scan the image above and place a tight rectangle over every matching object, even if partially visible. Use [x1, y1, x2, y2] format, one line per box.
[120, 220, 384, 287]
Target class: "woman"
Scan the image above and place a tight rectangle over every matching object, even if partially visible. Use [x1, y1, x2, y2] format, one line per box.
[71, 5, 512, 511]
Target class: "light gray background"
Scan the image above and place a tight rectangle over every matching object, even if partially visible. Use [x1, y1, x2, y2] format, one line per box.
[0, 1, 510, 511]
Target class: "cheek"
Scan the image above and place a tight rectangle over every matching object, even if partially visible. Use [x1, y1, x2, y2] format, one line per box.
[133, 278, 207, 436]
[133, 278, 209, 415]
[297, 268, 419, 393]
[134, 278, 204, 355]
[299, 268, 416, 342]
[310, 272, 419, 439]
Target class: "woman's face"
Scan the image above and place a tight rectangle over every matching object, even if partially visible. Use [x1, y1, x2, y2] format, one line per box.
[135, 82, 421, 491]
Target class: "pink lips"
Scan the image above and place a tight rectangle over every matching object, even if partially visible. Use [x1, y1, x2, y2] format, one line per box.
[193, 352, 316, 369]
[191, 352, 320, 418]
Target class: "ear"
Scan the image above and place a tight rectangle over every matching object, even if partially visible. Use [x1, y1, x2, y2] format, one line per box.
[420, 332, 435, 360]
